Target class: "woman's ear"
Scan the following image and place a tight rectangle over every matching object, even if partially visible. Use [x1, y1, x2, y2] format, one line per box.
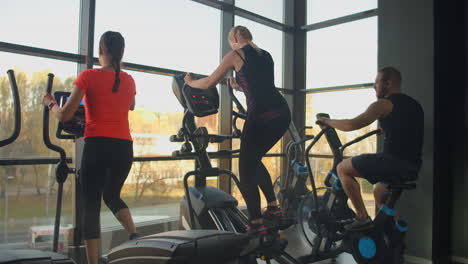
[98, 46, 103, 56]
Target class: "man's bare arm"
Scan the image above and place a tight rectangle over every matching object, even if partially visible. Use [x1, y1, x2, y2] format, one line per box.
[319, 99, 393, 131]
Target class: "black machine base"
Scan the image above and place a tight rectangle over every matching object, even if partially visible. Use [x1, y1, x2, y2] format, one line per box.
[180, 185, 245, 231]
[105, 230, 250, 264]
[0, 249, 76, 264]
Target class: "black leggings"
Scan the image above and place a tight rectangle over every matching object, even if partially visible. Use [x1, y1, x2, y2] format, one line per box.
[239, 109, 291, 220]
[80, 137, 133, 239]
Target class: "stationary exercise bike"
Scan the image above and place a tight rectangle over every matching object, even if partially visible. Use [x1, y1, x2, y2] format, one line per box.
[0, 71, 76, 264]
[297, 113, 417, 264]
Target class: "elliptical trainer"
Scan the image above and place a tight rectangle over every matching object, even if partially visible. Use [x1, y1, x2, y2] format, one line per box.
[0, 71, 76, 264]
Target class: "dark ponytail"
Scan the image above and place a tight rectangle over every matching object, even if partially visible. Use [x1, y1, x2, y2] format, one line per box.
[100, 31, 125, 93]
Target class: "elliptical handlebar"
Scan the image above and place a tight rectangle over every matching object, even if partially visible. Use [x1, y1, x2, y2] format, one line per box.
[228, 83, 246, 115]
[228, 84, 247, 138]
[42, 73, 71, 253]
[172, 148, 240, 158]
[232, 110, 246, 120]
[43, 73, 67, 161]
[170, 133, 238, 143]
[0, 70, 22, 147]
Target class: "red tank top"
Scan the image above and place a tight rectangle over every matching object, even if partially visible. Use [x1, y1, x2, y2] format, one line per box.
[74, 69, 136, 141]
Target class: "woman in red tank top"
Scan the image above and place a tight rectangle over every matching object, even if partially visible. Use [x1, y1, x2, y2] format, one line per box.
[42, 31, 138, 264]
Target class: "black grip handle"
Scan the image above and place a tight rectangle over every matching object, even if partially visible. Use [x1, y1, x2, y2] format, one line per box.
[0, 70, 21, 147]
[42, 73, 68, 163]
[316, 113, 330, 118]
[232, 111, 246, 120]
[46, 73, 54, 93]
[208, 134, 232, 143]
[315, 113, 330, 127]
[315, 120, 327, 126]
[170, 135, 184, 142]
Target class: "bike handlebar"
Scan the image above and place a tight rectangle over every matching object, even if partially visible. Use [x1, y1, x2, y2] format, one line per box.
[340, 129, 380, 153]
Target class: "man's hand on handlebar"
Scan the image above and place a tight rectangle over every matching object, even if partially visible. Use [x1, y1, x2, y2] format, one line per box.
[184, 72, 194, 86]
[316, 116, 330, 129]
[228, 76, 242, 92]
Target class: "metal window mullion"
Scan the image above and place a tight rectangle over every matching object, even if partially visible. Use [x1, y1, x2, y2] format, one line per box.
[78, 0, 95, 72]
[0, 41, 82, 62]
[302, 9, 378, 32]
[280, 0, 295, 180]
[291, 0, 307, 144]
[191, 0, 291, 32]
[70, 0, 96, 261]
[218, 0, 235, 194]
[233, 6, 292, 31]
[302, 83, 375, 94]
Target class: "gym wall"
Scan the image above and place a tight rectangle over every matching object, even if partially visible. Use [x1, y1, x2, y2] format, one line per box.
[380, 0, 468, 263]
[450, 1, 468, 261]
[378, 0, 434, 262]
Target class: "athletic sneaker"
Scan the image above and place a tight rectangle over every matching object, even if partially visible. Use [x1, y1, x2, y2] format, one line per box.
[262, 206, 295, 230]
[344, 216, 374, 231]
[245, 223, 268, 235]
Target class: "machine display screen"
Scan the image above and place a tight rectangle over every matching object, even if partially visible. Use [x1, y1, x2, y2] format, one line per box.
[66, 96, 84, 106]
[53, 91, 85, 137]
[57, 95, 84, 107]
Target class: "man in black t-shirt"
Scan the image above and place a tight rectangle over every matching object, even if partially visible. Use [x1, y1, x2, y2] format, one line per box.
[318, 66, 424, 231]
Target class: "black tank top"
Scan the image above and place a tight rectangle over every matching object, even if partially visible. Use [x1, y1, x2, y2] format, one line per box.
[380, 93, 424, 164]
[235, 45, 288, 114]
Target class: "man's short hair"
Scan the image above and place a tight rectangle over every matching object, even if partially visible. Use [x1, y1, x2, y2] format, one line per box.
[379, 66, 402, 88]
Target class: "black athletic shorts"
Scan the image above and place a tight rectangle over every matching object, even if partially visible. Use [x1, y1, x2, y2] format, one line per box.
[351, 153, 420, 185]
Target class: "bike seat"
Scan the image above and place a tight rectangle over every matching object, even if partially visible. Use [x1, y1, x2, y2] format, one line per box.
[388, 182, 417, 190]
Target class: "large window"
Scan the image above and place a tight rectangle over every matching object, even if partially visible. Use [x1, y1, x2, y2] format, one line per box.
[305, 89, 378, 155]
[0, 165, 73, 252]
[95, 0, 220, 75]
[235, 0, 284, 23]
[306, 17, 377, 89]
[305, 89, 378, 217]
[0, 52, 77, 159]
[124, 70, 219, 157]
[0, 0, 288, 251]
[100, 160, 195, 228]
[235, 17, 284, 88]
[1, 0, 79, 53]
[305, 5, 378, 217]
[231, 157, 281, 207]
[307, 0, 377, 25]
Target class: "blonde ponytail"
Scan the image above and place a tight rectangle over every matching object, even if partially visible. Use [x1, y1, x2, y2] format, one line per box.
[247, 40, 262, 54]
[229, 26, 262, 55]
